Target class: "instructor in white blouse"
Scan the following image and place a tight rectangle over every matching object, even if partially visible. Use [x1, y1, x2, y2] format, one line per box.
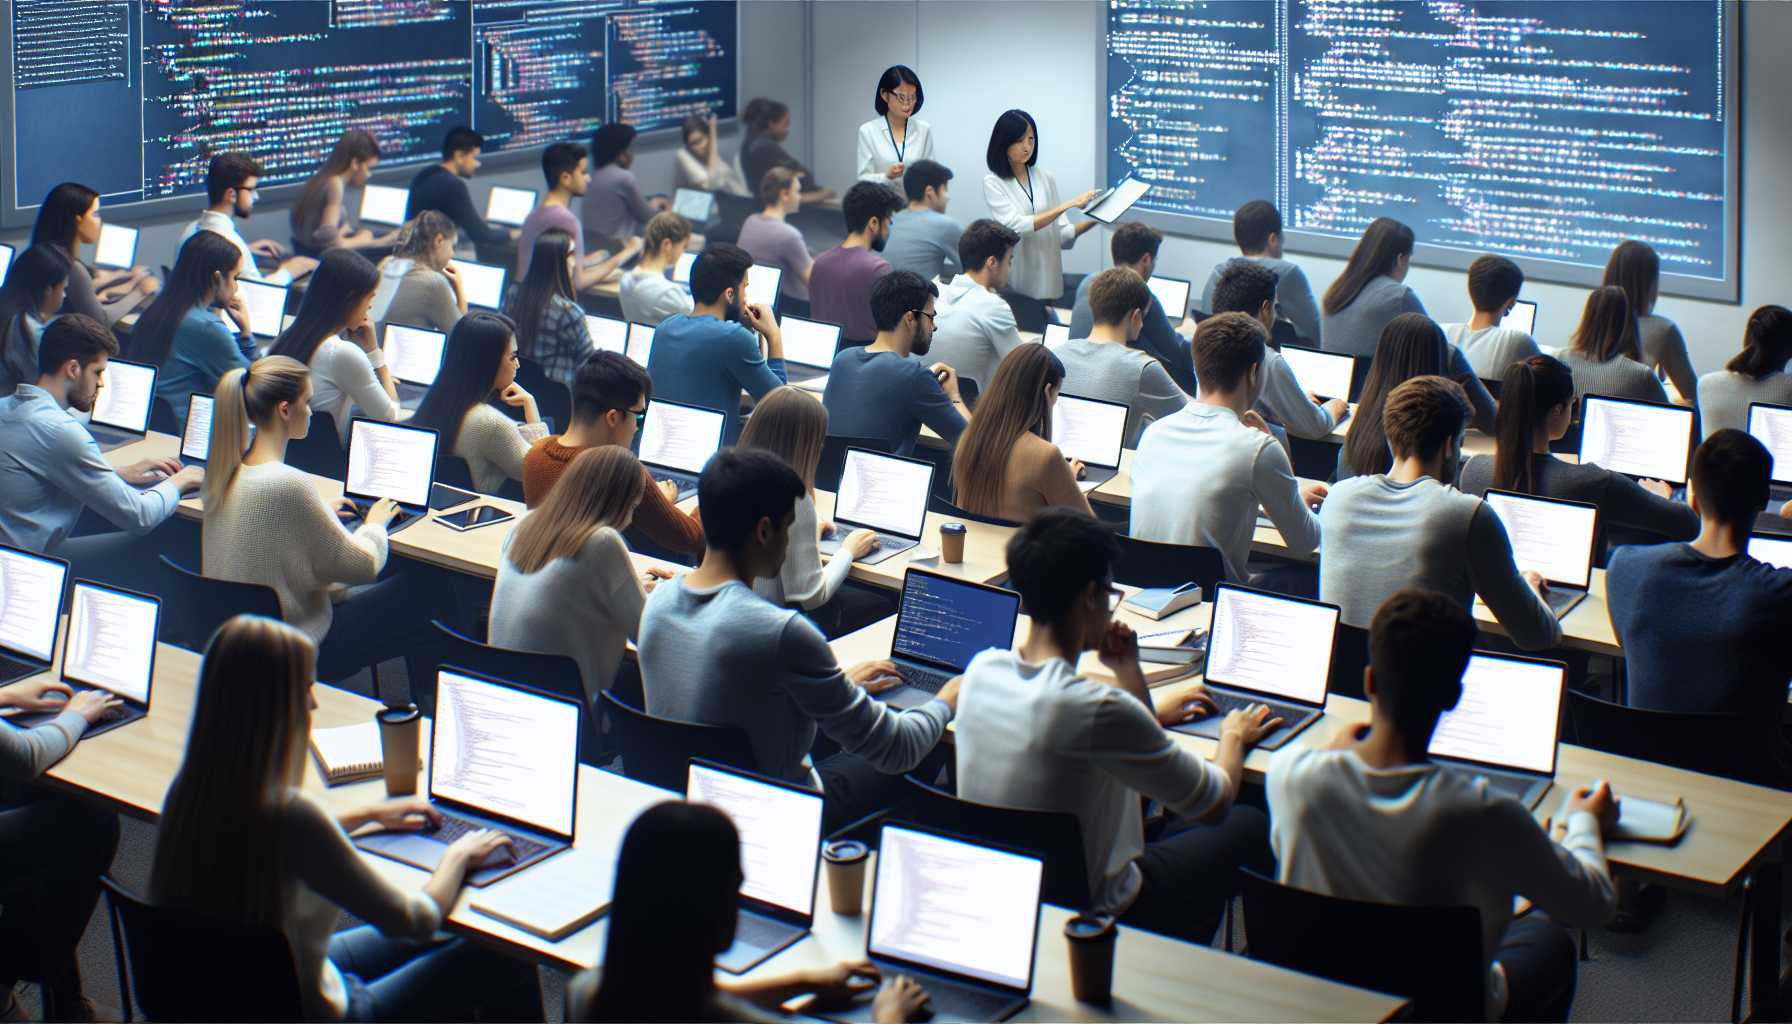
[981, 109, 1098, 310]
[857, 65, 934, 184]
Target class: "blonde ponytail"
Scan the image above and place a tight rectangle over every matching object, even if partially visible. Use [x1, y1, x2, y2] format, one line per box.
[204, 356, 309, 511]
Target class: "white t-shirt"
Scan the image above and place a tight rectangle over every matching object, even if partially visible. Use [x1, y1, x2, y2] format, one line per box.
[618, 269, 695, 327]
[929, 276, 1024, 392]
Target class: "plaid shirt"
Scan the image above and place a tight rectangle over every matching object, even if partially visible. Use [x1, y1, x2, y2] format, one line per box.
[510, 293, 591, 388]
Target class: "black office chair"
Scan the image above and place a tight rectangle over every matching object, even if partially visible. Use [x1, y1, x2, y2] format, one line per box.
[1328, 623, 1371, 701]
[1237, 869, 1485, 1022]
[926, 493, 1020, 528]
[434, 450, 523, 501]
[1112, 534, 1225, 596]
[425, 622, 602, 758]
[1565, 690, 1781, 787]
[149, 556, 282, 650]
[103, 877, 305, 1024]
[898, 776, 1091, 911]
[600, 691, 758, 792]
[514, 357, 571, 435]
[1286, 434, 1341, 482]
[148, 397, 180, 438]
[817, 434, 895, 492]
[287, 411, 348, 479]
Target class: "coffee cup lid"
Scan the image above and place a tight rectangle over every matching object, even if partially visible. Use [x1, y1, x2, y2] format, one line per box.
[940, 522, 967, 535]
[823, 839, 868, 862]
[1064, 914, 1114, 938]
[376, 704, 420, 723]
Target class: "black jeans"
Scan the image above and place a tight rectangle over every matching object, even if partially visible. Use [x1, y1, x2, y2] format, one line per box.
[1498, 912, 1579, 1022]
[816, 748, 949, 837]
[0, 787, 120, 995]
[1124, 803, 1272, 946]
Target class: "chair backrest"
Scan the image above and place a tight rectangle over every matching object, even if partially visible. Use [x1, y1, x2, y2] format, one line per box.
[514, 357, 571, 435]
[898, 775, 1092, 910]
[1328, 622, 1371, 701]
[103, 877, 305, 1024]
[286, 410, 347, 479]
[1237, 869, 1485, 1022]
[817, 433, 895, 492]
[426, 621, 599, 758]
[149, 396, 180, 437]
[149, 556, 282, 650]
[599, 691, 758, 792]
[1566, 689, 1779, 786]
[926, 492, 1021, 527]
[1112, 534, 1225, 594]
[1286, 435, 1342, 482]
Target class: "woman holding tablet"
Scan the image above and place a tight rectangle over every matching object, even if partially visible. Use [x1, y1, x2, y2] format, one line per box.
[856, 65, 933, 184]
[951, 345, 1092, 522]
[981, 109, 1099, 326]
[0, 244, 71, 392]
[268, 249, 400, 441]
[129, 231, 254, 430]
[410, 311, 547, 494]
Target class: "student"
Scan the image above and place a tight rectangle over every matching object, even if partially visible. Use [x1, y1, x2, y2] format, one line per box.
[955, 508, 1275, 944]
[809, 182, 904, 346]
[982, 109, 1098, 319]
[31, 181, 158, 326]
[1132, 312, 1325, 586]
[584, 123, 667, 248]
[1067, 222, 1196, 395]
[822, 270, 969, 456]
[648, 244, 787, 443]
[676, 113, 748, 196]
[268, 249, 399, 442]
[182, 151, 317, 284]
[0, 244, 70, 393]
[929, 218, 1024, 391]
[857, 65, 934, 184]
[1055, 267, 1186, 447]
[517, 142, 640, 288]
[1604, 239, 1696, 403]
[1268, 588, 1616, 1023]
[1319, 217, 1425, 358]
[638, 448, 958, 832]
[369, 210, 465, 335]
[1208, 260, 1344, 440]
[507, 230, 595, 387]
[1319, 375, 1560, 648]
[129, 231, 255, 429]
[1459, 355, 1697, 541]
[149, 615, 543, 1023]
[1557, 286, 1666, 405]
[1443, 255, 1541, 382]
[737, 168, 815, 306]
[1337, 313, 1496, 481]
[619, 212, 697, 328]
[951, 345, 1092, 522]
[523, 352, 703, 554]
[405, 126, 512, 248]
[289, 130, 394, 258]
[882, 159, 962, 283]
[741, 99, 833, 206]
[1200, 200, 1322, 345]
[409, 312, 546, 494]
[1697, 305, 1792, 437]
[568, 802, 928, 1024]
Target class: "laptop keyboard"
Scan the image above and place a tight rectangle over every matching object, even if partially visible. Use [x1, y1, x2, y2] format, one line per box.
[733, 912, 800, 950]
[428, 812, 549, 863]
[1207, 690, 1306, 726]
[897, 663, 954, 695]
[91, 704, 130, 726]
[0, 653, 44, 681]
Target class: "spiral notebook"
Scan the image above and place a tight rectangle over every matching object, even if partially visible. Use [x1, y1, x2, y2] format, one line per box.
[310, 722, 403, 785]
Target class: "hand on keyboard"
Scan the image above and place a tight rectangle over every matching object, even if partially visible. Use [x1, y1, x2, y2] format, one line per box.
[848, 660, 903, 694]
[68, 689, 124, 726]
[842, 528, 880, 559]
[445, 826, 513, 870]
[1220, 703, 1284, 749]
[1156, 684, 1219, 727]
[0, 678, 75, 714]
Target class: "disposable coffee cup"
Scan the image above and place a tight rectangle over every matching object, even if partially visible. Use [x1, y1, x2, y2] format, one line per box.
[1065, 913, 1117, 1004]
[822, 839, 869, 915]
[376, 705, 421, 797]
[939, 522, 967, 564]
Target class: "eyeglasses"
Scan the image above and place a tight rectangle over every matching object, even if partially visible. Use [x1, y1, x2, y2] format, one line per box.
[627, 405, 648, 430]
[914, 309, 936, 325]
[886, 91, 917, 105]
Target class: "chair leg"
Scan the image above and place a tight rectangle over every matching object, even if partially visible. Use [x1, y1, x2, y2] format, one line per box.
[1733, 873, 1753, 1024]
[103, 885, 133, 1024]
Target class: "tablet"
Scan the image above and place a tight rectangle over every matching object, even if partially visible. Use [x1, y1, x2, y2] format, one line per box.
[1084, 176, 1152, 224]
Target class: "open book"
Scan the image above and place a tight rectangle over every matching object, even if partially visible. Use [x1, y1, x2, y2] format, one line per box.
[469, 847, 614, 941]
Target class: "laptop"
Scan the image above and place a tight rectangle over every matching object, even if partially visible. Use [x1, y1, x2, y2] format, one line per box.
[1483, 490, 1599, 618]
[8, 580, 158, 739]
[382, 323, 448, 406]
[1578, 394, 1694, 485]
[686, 759, 825, 973]
[0, 243, 14, 282]
[1747, 402, 1792, 506]
[673, 251, 697, 285]
[1428, 651, 1568, 809]
[817, 448, 934, 565]
[342, 418, 438, 531]
[586, 314, 628, 355]
[94, 223, 138, 270]
[484, 185, 537, 228]
[0, 545, 70, 686]
[180, 393, 215, 466]
[1042, 322, 1069, 348]
[1171, 583, 1338, 750]
[1502, 299, 1538, 336]
[1051, 393, 1127, 489]
[1749, 533, 1792, 569]
[1278, 344, 1356, 403]
[448, 258, 507, 311]
[778, 314, 842, 385]
[744, 263, 783, 311]
[358, 183, 410, 227]
[1144, 274, 1191, 321]
[87, 357, 157, 449]
[823, 823, 1043, 1024]
[879, 569, 1020, 710]
[356, 667, 579, 887]
[625, 322, 655, 367]
[673, 187, 716, 222]
[236, 278, 289, 341]
[637, 399, 726, 501]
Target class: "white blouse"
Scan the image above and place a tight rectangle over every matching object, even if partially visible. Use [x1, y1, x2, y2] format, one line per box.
[983, 167, 1077, 301]
[856, 117, 934, 183]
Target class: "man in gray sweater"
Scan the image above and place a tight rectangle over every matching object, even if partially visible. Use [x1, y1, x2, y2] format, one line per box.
[1200, 200, 1323, 345]
[637, 448, 959, 831]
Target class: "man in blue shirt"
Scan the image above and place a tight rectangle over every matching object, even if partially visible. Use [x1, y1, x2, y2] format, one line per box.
[1068, 222, 1196, 395]
[881, 160, 963, 283]
[646, 243, 787, 442]
[822, 270, 969, 456]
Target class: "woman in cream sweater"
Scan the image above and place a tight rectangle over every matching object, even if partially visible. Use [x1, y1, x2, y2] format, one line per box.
[409, 311, 548, 494]
[951, 344, 1092, 523]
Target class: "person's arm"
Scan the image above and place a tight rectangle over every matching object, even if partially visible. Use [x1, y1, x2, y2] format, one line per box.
[913, 365, 969, 447]
[286, 796, 444, 939]
[983, 174, 1090, 236]
[1277, 265, 1324, 345]
[446, 178, 511, 246]
[1466, 501, 1562, 649]
[0, 694, 87, 780]
[1401, 285, 1427, 316]
[323, 338, 402, 422]
[576, 237, 642, 292]
[194, 314, 255, 383]
[855, 123, 885, 183]
[46, 429, 184, 535]
[462, 405, 548, 489]
[592, 530, 650, 643]
[630, 464, 705, 555]
[1653, 321, 1698, 404]
[1035, 443, 1095, 515]
[304, 487, 390, 586]
[1088, 685, 1236, 817]
[936, 218, 963, 278]
[1492, 795, 1617, 928]
[622, 174, 656, 226]
[984, 298, 1027, 374]
[1139, 299, 1197, 395]
[1448, 346, 1498, 434]
[60, 260, 131, 326]
[1258, 353, 1336, 439]
[1254, 440, 1321, 558]
[777, 616, 951, 774]
[1597, 468, 1701, 540]
[1134, 359, 1190, 431]
[428, 269, 466, 324]
[728, 324, 788, 399]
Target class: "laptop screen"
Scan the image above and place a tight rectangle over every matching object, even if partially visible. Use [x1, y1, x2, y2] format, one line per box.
[687, 761, 824, 917]
[836, 449, 931, 539]
[639, 400, 725, 474]
[345, 419, 438, 507]
[1483, 490, 1597, 590]
[0, 243, 14, 282]
[626, 323, 655, 367]
[1428, 652, 1566, 776]
[586, 315, 628, 355]
[1145, 275, 1190, 320]
[1204, 584, 1339, 705]
[1051, 393, 1127, 469]
[1279, 345, 1355, 402]
[484, 185, 537, 227]
[94, 223, 138, 269]
[744, 264, 782, 310]
[1579, 395, 1693, 484]
[868, 824, 1042, 991]
[673, 251, 697, 284]
[448, 259, 506, 310]
[89, 358, 156, 434]
[673, 188, 715, 222]
[1502, 299, 1537, 336]
[778, 315, 842, 371]
[1749, 534, 1792, 570]
[1748, 403, 1792, 485]
[430, 669, 579, 838]
[182, 394, 214, 462]
[237, 279, 289, 339]
[892, 571, 1020, 673]
[62, 581, 157, 704]
[359, 184, 409, 225]
[383, 323, 448, 387]
[0, 546, 68, 663]
[1042, 323, 1069, 348]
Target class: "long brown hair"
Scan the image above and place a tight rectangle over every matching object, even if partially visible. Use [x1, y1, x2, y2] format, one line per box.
[1492, 355, 1575, 493]
[1340, 313, 1450, 478]
[952, 345, 1065, 514]
[1322, 217, 1414, 315]
[1568, 286, 1639, 363]
[291, 129, 380, 242]
[1601, 240, 1659, 318]
[739, 386, 829, 491]
[205, 356, 309, 510]
[506, 446, 646, 573]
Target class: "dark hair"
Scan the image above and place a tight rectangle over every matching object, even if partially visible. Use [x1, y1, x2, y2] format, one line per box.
[1004, 508, 1120, 625]
[441, 126, 483, 161]
[1602, 240, 1660, 318]
[1233, 200, 1282, 254]
[268, 249, 380, 365]
[31, 182, 100, 254]
[292, 131, 380, 242]
[571, 350, 652, 424]
[0, 245, 70, 356]
[957, 218, 1019, 276]
[1368, 589, 1475, 745]
[206, 153, 263, 206]
[680, 114, 709, 144]
[1692, 429, 1772, 529]
[1341, 313, 1452, 477]
[1726, 305, 1792, 379]
[1322, 217, 1415, 316]
[1109, 222, 1163, 267]
[901, 159, 952, 203]
[697, 448, 805, 553]
[985, 109, 1038, 178]
[842, 181, 903, 236]
[869, 270, 938, 333]
[874, 64, 925, 115]
[1210, 260, 1278, 318]
[410, 311, 518, 451]
[591, 123, 638, 169]
[1568, 286, 1639, 363]
[742, 98, 789, 138]
[758, 166, 800, 207]
[1492, 355, 1575, 494]
[952, 346, 1066, 515]
[37, 314, 117, 377]
[1193, 312, 1268, 393]
[508, 230, 577, 364]
[129, 231, 244, 369]
[1467, 255, 1524, 314]
[1087, 267, 1151, 325]
[689, 243, 753, 306]
[542, 142, 586, 189]
[1383, 375, 1471, 460]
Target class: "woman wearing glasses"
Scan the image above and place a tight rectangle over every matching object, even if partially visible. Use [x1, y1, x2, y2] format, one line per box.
[856, 66, 934, 184]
